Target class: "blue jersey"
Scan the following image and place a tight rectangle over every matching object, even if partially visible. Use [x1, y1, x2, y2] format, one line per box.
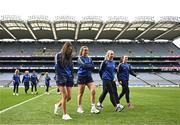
[99, 60, 116, 81]
[117, 63, 136, 81]
[22, 74, 30, 83]
[31, 74, 39, 83]
[45, 76, 51, 84]
[55, 52, 73, 78]
[77, 56, 94, 77]
[13, 74, 21, 83]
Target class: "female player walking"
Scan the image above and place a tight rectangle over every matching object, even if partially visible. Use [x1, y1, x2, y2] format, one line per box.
[76, 46, 99, 114]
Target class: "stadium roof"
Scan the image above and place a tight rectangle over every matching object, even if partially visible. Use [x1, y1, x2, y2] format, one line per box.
[0, 16, 180, 41]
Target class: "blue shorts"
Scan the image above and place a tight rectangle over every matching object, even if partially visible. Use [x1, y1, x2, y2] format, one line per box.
[77, 76, 94, 85]
[56, 75, 74, 87]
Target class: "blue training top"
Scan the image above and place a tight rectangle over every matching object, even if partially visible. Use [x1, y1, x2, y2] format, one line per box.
[13, 74, 21, 83]
[22, 74, 30, 83]
[31, 74, 39, 83]
[99, 60, 116, 81]
[45, 76, 51, 84]
[55, 52, 73, 78]
[117, 63, 136, 81]
[77, 56, 94, 77]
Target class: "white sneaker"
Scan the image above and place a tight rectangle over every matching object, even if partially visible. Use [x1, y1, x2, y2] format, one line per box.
[54, 104, 60, 115]
[116, 104, 124, 112]
[62, 114, 72, 120]
[77, 106, 84, 113]
[13, 93, 15, 95]
[31, 92, 34, 94]
[47, 92, 50, 95]
[97, 102, 103, 110]
[16, 93, 19, 96]
[91, 107, 100, 114]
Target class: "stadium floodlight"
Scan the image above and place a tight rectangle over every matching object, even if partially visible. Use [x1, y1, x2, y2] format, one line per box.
[134, 16, 155, 22]
[107, 16, 128, 22]
[159, 16, 180, 22]
[28, 15, 49, 21]
[55, 16, 76, 22]
[81, 16, 102, 22]
[1, 15, 22, 21]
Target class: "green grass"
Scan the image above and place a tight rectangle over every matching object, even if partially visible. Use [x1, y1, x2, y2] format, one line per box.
[0, 87, 180, 125]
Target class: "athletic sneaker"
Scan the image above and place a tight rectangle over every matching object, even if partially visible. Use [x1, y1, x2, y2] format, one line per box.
[91, 107, 100, 114]
[96, 102, 103, 110]
[116, 104, 124, 112]
[45, 92, 49, 95]
[77, 106, 84, 113]
[128, 103, 134, 109]
[31, 92, 34, 94]
[16, 93, 19, 96]
[54, 104, 60, 115]
[13, 93, 15, 95]
[62, 114, 72, 120]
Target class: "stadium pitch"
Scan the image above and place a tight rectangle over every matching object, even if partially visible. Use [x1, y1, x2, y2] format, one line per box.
[0, 87, 180, 125]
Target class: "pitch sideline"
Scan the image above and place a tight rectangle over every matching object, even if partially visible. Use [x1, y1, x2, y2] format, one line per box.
[0, 88, 57, 114]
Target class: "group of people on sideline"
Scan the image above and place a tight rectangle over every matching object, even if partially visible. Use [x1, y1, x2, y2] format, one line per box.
[54, 42, 137, 120]
[12, 70, 52, 95]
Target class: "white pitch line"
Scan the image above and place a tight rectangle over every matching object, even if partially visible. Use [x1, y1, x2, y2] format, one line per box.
[0, 88, 56, 114]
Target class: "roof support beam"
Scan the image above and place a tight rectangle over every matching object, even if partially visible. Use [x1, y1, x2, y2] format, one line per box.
[0, 23, 16, 39]
[135, 23, 156, 40]
[74, 22, 79, 40]
[154, 24, 180, 40]
[94, 23, 105, 40]
[51, 22, 57, 40]
[114, 23, 131, 40]
[25, 22, 37, 40]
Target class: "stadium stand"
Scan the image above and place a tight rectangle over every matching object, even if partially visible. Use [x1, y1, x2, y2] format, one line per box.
[0, 16, 180, 86]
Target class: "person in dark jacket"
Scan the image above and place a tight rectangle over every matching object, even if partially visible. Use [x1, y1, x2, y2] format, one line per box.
[97, 50, 124, 112]
[44, 72, 51, 95]
[31, 70, 39, 94]
[12, 69, 21, 96]
[54, 42, 74, 120]
[22, 71, 31, 94]
[76, 46, 99, 114]
[117, 55, 137, 109]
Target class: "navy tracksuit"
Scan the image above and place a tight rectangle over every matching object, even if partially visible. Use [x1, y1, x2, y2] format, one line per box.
[22, 74, 31, 94]
[12, 74, 21, 93]
[99, 60, 119, 107]
[77, 56, 94, 84]
[117, 63, 136, 103]
[45, 76, 51, 92]
[31, 74, 39, 92]
[55, 52, 74, 87]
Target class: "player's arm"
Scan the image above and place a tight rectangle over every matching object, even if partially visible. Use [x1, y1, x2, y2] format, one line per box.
[78, 57, 94, 70]
[99, 60, 106, 79]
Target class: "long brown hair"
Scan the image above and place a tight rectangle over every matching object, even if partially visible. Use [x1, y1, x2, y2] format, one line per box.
[120, 55, 128, 64]
[60, 42, 73, 66]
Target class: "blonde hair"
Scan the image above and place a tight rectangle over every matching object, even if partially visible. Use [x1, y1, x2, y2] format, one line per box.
[15, 69, 19, 74]
[25, 70, 29, 74]
[105, 50, 114, 60]
[79, 46, 88, 56]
